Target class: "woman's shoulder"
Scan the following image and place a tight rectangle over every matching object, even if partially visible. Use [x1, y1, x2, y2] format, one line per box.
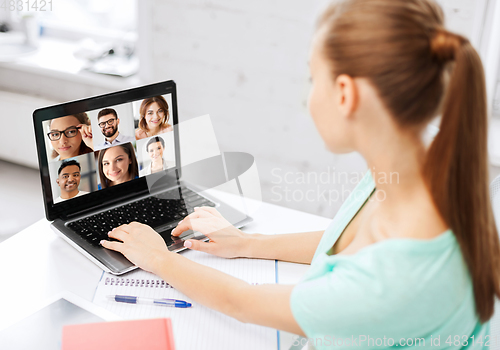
[306, 230, 466, 300]
[161, 124, 173, 133]
[339, 229, 460, 274]
[159, 124, 174, 134]
[291, 230, 477, 340]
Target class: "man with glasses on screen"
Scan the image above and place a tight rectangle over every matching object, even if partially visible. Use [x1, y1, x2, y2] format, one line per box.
[54, 160, 89, 203]
[94, 108, 135, 151]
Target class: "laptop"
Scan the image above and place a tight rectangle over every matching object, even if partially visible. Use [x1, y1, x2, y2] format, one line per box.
[33, 80, 252, 275]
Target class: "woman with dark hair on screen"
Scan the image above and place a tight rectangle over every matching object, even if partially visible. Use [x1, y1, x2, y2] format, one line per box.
[97, 143, 139, 189]
[135, 96, 173, 140]
[101, 0, 500, 345]
[47, 113, 93, 161]
[139, 136, 172, 176]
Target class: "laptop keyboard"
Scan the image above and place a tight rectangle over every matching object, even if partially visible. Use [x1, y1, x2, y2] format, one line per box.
[67, 186, 215, 247]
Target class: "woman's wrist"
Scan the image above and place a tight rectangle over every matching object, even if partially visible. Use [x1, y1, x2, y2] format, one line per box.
[239, 233, 263, 259]
[150, 248, 173, 277]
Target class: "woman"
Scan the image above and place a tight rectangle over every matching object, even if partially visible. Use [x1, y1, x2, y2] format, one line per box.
[101, 0, 500, 345]
[139, 136, 172, 176]
[135, 96, 173, 140]
[47, 113, 93, 161]
[97, 143, 139, 189]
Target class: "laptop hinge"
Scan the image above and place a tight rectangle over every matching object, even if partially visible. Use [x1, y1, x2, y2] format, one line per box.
[62, 190, 148, 220]
[61, 181, 182, 221]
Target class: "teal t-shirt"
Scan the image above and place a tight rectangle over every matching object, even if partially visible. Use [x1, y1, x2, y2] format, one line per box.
[290, 171, 489, 349]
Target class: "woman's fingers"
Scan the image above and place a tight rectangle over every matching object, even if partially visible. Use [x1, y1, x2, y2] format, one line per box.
[100, 239, 124, 252]
[78, 124, 94, 150]
[78, 124, 92, 138]
[171, 208, 231, 237]
[183, 239, 214, 254]
[171, 222, 186, 236]
[171, 217, 201, 236]
[194, 206, 223, 218]
[171, 223, 183, 236]
[79, 124, 94, 150]
[165, 206, 225, 237]
[172, 217, 217, 237]
[171, 210, 210, 236]
[128, 221, 147, 231]
[189, 208, 214, 218]
[115, 223, 132, 233]
[108, 227, 128, 242]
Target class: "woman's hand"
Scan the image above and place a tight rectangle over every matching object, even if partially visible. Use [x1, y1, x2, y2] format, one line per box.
[100, 222, 169, 274]
[135, 128, 146, 140]
[172, 207, 249, 258]
[78, 124, 94, 150]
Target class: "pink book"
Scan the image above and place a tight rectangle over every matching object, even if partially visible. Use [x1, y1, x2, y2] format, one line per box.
[62, 318, 175, 350]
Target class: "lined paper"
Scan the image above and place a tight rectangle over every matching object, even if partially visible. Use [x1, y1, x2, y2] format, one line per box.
[93, 250, 277, 350]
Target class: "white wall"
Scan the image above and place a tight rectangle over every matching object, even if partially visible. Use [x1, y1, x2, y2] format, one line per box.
[0, 91, 57, 168]
[138, 0, 369, 218]
[138, 0, 491, 218]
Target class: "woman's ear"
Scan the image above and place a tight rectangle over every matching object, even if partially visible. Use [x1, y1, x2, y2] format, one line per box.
[334, 74, 358, 120]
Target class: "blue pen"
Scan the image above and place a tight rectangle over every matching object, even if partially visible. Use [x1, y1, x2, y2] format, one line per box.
[107, 295, 192, 308]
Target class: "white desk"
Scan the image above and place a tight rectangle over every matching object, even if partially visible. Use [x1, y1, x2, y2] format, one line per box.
[0, 195, 331, 349]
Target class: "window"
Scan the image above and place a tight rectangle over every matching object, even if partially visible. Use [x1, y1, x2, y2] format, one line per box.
[38, 0, 136, 41]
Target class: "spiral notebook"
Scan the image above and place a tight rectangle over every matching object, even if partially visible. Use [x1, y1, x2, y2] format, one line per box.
[93, 250, 278, 350]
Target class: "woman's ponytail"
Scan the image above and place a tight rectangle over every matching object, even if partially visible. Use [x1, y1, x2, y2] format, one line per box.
[424, 29, 500, 322]
[318, 0, 500, 322]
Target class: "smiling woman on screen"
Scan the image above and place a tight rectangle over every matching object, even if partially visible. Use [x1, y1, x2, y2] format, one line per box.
[101, 0, 500, 346]
[48, 113, 93, 161]
[135, 96, 173, 140]
[139, 136, 171, 176]
[97, 143, 139, 189]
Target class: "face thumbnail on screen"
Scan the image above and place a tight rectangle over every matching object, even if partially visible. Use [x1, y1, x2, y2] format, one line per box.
[43, 94, 176, 204]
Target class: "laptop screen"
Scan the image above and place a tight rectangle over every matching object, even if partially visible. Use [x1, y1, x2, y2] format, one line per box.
[34, 81, 180, 221]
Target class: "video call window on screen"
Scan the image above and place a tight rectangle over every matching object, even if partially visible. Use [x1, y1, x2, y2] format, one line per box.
[96, 143, 139, 190]
[43, 94, 177, 204]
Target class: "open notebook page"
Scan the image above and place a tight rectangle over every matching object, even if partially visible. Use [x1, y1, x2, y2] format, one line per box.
[93, 250, 277, 350]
